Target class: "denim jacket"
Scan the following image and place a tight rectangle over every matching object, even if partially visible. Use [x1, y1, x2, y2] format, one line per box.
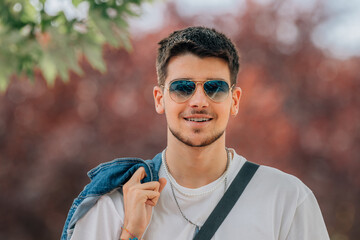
[61, 152, 163, 240]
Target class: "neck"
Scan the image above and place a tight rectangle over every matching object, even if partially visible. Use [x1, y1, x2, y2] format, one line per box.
[165, 135, 228, 188]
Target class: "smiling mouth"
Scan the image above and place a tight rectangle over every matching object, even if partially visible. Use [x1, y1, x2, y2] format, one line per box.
[184, 117, 212, 122]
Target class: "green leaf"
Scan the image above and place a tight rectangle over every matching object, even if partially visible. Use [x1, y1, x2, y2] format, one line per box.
[39, 53, 57, 86]
[20, 1, 38, 23]
[90, 10, 120, 48]
[72, 0, 84, 7]
[0, 83, 7, 93]
[0, 73, 9, 92]
[83, 43, 106, 73]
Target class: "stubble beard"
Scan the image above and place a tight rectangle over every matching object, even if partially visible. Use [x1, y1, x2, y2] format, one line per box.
[169, 127, 225, 147]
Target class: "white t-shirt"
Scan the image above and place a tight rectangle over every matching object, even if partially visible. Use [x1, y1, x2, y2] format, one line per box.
[71, 150, 330, 240]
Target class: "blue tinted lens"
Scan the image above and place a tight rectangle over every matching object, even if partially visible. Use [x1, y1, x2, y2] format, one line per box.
[169, 80, 196, 102]
[204, 80, 230, 102]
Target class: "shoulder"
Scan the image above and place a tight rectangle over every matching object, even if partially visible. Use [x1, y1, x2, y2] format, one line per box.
[255, 164, 312, 206]
[233, 151, 312, 206]
[96, 190, 124, 217]
[76, 190, 124, 225]
[70, 190, 124, 240]
[85, 190, 124, 219]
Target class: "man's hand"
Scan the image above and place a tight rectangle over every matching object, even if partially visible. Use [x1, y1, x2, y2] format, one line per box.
[120, 167, 167, 239]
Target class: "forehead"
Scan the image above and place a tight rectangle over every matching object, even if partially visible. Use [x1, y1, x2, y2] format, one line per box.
[165, 53, 231, 84]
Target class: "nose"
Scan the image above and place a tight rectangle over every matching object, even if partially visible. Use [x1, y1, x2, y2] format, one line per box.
[188, 83, 209, 108]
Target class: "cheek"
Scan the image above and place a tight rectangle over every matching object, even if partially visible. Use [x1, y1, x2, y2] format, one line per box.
[163, 101, 180, 121]
[216, 107, 232, 124]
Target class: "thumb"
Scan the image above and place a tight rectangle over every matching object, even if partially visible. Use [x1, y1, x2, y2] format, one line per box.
[158, 178, 167, 193]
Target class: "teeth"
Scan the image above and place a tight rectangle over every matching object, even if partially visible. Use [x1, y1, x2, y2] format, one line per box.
[186, 118, 210, 122]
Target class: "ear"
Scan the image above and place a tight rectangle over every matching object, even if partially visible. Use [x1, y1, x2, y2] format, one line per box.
[153, 86, 165, 114]
[230, 87, 242, 116]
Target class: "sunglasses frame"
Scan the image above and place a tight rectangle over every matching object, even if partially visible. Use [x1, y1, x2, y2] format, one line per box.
[161, 79, 235, 103]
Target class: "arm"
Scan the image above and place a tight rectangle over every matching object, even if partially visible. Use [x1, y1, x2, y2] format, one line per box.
[285, 192, 330, 240]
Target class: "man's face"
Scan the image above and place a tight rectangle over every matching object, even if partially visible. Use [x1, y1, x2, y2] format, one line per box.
[154, 53, 241, 147]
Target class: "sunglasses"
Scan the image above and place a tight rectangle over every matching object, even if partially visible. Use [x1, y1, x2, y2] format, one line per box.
[162, 79, 233, 103]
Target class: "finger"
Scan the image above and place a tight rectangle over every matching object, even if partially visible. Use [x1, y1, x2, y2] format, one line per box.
[158, 178, 167, 193]
[135, 181, 161, 191]
[141, 190, 160, 205]
[128, 167, 147, 184]
[145, 199, 156, 206]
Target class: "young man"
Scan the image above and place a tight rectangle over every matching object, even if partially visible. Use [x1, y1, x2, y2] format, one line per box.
[63, 26, 329, 240]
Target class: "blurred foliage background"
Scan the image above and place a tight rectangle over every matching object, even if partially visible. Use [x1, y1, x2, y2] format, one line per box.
[0, 0, 141, 90]
[0, 0, 359, 239]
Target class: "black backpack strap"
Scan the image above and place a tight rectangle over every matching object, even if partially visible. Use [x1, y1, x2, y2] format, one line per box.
[193, 161, 260, 240]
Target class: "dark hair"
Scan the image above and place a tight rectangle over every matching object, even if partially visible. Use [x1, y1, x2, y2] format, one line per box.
[156, 26, 240, 86]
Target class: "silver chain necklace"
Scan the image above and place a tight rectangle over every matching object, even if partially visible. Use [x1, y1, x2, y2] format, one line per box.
[161, 148, 231, 237]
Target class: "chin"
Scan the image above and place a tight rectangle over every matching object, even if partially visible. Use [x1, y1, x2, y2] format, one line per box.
[169, 127, 225, 148]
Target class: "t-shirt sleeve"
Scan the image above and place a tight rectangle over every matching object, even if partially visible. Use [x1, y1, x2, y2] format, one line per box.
[70, 192, 124, 240]
[285, 191, 330, 240]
